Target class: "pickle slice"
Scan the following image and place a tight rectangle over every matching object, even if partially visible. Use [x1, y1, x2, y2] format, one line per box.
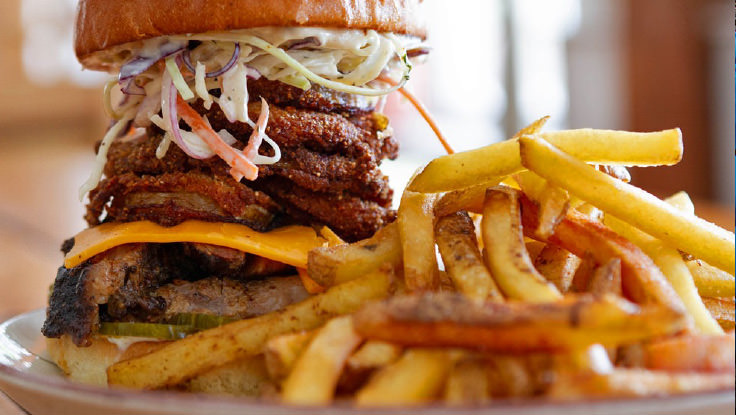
[166, 313, 235, 330]
[99, 322, 198, 340]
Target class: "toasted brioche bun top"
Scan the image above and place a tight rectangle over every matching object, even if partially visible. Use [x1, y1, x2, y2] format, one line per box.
[75, 0, 427, 66]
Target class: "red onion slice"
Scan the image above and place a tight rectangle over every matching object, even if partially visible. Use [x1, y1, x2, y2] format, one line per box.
[119, 41, 186, 86]
[162, 72, 210, 160]
[182, 43, 241, 78]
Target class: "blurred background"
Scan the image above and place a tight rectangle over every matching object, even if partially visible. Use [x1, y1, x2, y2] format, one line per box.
[0, 0, 733, 320]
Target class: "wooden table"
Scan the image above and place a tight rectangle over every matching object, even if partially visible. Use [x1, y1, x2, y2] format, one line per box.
[0, 141, 733, 414]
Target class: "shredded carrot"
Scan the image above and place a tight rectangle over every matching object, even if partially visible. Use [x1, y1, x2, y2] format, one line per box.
[176, 96, 259, 181]
[297, 268, 326, 294]
[378, 75, 454, 154]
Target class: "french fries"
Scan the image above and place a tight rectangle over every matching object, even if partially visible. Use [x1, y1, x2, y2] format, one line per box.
[518, 135, 735, 274]
[514, 171, 570, 239]
[443, 357, 491, 405]
[107, 269, 394, 389]
[355, 349, 453, 406]
[702, 297, 736, 330]
[481, 187, 562, 302]
[307, 222, 401, 287]
[408, 128, 682, 193]
[434, 181, 499, 217]
[587, 258, 623, 296]
[605, 214, 722, 333]
[281, 316, 362, 405]
[435, 211, 503, 301]
[353, 292, 687, 352]
[521, 196, 687, 315]
[686, 260, 736, 298]
[264, 331, 314, 381]
[398, 190, 440, 291]
[533, 245, 581, 292]
[549, 369, 735, 399]
[643, 333, 735, 373]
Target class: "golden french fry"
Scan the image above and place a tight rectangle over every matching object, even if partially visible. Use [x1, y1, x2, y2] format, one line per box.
[282, 316, 362, 405]
[339, 340, 403, 392]
[525, 240, 546, 262]
[297, 268, 326, 294]
[482, 187, 562, 302]
[434, 181, 499, 217]
[409, 128, 682, 193]
[702, 297, 736, 331]
[534, 245, 581, 293]
[444, 357, 491, 405]
[598, 165, 631, 183]
[319, 226, 346, 247]
[398, 190, 439, 291]
[518, 135, 735, 274]
[185, 355, 272, 396]
[643, 333, 735, 373]
[512, 116, 550, 138]
[307, 222, 401, 287]
[107, 269, 394, 389]
[575, 203, 604, 222]
[548, 369, 735, 399]
[665, 191, 695, 214]
[264, 331, 314, 381]
[353, 292, 687, 352]
[435, 211, 503, 301]
[686, 260, 735, 298]
[355, 349, 452, 406]
[514, 171, 569, 239]
[520, 194, 686, 315]
[605, 215, 722, 334]
[587, 258, 623, 297]
[569, 252, 596, 293]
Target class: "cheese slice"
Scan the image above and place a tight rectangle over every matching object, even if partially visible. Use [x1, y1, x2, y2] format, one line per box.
[64, 220, 326, 269]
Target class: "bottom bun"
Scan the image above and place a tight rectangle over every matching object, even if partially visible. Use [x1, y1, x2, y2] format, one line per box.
[47, 335, 273, 396]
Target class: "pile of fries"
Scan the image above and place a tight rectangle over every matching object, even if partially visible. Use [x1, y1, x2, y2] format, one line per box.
[106, 118, 735, 406]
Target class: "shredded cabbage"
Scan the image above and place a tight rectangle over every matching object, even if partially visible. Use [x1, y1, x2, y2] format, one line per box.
[165, 56, 194, 100]
[79, 112, 134, 201]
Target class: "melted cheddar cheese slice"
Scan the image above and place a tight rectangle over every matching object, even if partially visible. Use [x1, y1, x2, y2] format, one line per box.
[64, 221, 326, 269]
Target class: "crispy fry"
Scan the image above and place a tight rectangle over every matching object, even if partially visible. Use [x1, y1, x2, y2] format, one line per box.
[514, 171, 570, 239]
[534, 245, 582, 293]
[518, 135, 735, 274]
[398, 190, 440, 291]
[339, 341, 403, 392]
[264, 331, 314, 381]
[353, 292, 687, 352]
[435, 211, 503, 301]
[665, 191, 695, 214]
[512, 116, 550, 138]
[434, 181, 499, 217]
[525, 240, 546, 262]
[643, 333, 735, 373]
[521, 196, 686, 315]
[444, 357, 491, 405]
[355, 349, 452, 407]
[569, 252, 596, 293]
[587, 258, 623, 296]
[702, 297, 736, 330]
[307, 222, 401, 287]
[297, 268, 326, 294]
[481, 187, 562, 302]
[605, 214, 722, 334]
[408, 128, 683, 193]
[319, 226, 346, 247]
[548, 369, 735, 399]
[107, 269, 394, 389]
[686, 260, 735, 298]
[282, 316, 362, 405]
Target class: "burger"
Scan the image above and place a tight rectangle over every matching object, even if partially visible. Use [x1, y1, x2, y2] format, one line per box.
[42, 0, 428, 395]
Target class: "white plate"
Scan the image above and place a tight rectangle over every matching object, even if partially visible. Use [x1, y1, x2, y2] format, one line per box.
[0, 309, 733, 415]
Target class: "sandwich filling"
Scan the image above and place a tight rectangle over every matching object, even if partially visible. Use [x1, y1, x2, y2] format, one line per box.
[44, 27, 427, 347]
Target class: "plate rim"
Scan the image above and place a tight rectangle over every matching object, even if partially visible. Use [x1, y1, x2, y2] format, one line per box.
[1, 309, 733, 415]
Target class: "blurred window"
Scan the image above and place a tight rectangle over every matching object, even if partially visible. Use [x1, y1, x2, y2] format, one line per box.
[21, 0, 106, 86]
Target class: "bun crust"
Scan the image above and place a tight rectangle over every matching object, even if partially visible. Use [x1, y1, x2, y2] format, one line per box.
[75, 0, 427, 64]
